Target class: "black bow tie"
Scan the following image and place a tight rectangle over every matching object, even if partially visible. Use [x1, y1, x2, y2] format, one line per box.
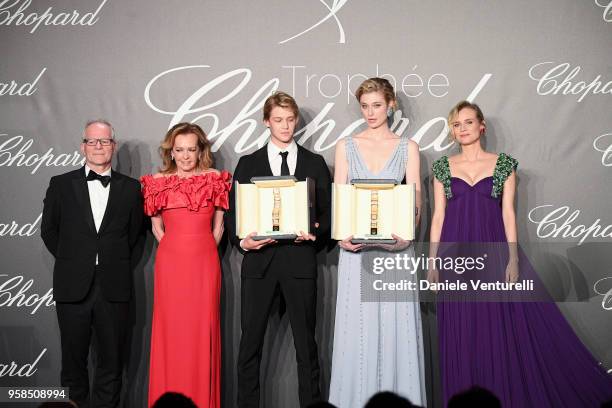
[86, 171, 111, 187]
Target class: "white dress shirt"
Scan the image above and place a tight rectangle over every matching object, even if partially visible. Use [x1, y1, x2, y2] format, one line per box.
[267, 140, 297, 176]
[85, 165, 111, 264]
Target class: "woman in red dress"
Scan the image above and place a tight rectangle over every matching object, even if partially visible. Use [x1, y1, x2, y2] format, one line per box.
[141, 123, 230, 408]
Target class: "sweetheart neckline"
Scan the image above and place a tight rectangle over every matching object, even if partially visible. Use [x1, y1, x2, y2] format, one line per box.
[451, 175, 493, 188]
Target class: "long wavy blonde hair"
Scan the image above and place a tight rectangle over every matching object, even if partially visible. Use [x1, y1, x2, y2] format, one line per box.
[159, 122, 214, 173]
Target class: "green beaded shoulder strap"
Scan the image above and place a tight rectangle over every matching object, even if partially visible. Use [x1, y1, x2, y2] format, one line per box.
[432, 156, 452, 199]
[491, 152, 518, 198]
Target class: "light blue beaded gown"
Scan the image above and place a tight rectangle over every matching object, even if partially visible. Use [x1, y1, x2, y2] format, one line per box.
[328, 135, 426, 407]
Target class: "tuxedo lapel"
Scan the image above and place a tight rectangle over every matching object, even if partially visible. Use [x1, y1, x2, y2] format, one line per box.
[256, 145, 273, 177]
[72, 169, 96, 234]
[294, 145, 307, 180]
[256, 142, 306, 178]
[98, 171, 125, 235]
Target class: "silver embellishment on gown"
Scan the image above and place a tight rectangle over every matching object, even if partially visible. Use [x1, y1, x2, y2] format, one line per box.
[329, 135, 426, 407]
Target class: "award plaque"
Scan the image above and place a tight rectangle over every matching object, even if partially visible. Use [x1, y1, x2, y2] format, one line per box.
[332, 179, 416, 244]
[235, 176, 315, 240]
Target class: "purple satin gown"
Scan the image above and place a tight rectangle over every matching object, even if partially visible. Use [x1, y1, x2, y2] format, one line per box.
[436, 158, 612, 407]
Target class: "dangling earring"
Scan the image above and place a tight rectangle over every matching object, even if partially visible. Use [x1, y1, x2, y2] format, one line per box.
[171, 155, 175, 161]
[387, 107, 394, 118]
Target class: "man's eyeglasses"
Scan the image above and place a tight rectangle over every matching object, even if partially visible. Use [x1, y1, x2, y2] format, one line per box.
[83, 138, 115, 146]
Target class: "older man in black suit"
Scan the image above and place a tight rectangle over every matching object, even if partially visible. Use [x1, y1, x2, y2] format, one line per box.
[41, 119, 143, 408]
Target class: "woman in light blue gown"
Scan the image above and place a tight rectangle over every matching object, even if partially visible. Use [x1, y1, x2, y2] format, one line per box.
[329, 78, 426, 408]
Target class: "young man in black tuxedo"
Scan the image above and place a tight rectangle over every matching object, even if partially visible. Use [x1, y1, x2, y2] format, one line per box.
[226, 92, 331, 408]
[41, 120, 144, 408]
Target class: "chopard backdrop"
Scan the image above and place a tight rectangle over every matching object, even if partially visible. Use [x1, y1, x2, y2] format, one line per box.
[1, 1, 611, 407]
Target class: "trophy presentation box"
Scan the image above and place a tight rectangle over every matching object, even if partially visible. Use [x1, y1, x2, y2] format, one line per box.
[332, 179, 415, 244]
[235, 176, 315, 241]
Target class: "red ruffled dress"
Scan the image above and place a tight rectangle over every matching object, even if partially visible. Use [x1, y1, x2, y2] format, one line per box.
[141, 171, 231, 408]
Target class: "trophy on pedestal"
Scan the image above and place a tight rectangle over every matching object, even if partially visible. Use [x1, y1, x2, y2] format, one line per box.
[235, 176, 315, 240]
[332, 179, 416, 244]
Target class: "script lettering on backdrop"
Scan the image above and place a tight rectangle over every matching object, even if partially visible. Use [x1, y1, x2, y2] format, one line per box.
[593, 133, 612, 166]
[0, 134, 84, 174]
[0, 213, 40, 237]
[0, 67, 46, 96]
[594, 275, 612, 374]
[0, 274, 55, 315]
[528, 205, 612, 245]
[593, 276, 612, 311]
[0, 348, 46, 377]
[279, 0, 348, 44]
[0, 0, 107, 33]
[528, 62, 612, 102]
[595, 0, 612, 22]
[144, 65, 492, 153]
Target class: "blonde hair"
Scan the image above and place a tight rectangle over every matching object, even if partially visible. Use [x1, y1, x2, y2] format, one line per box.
[447, 100, 486, 140]
[159, 122, 213, 173]
[355, 78, 396, 108]
[263, 91, 299, 120]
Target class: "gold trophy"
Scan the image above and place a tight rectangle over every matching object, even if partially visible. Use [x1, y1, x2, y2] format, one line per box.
[235, 176, 315, 240]
[332, 179, 416, 244]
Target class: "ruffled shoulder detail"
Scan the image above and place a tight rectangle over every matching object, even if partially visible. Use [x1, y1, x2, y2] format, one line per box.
[140, 171, 231, 216]
[432, 156, 452, 199]
[491, 153, 518, 198]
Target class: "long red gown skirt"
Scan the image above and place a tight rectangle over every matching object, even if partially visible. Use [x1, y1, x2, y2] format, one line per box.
[141, 172, 230, 408]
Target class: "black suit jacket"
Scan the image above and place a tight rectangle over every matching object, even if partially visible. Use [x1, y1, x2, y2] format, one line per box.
[226, 144, 331, 278]
[41, 167, 144, 302]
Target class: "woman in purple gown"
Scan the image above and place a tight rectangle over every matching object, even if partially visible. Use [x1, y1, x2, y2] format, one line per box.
[428, 100, 612, 407]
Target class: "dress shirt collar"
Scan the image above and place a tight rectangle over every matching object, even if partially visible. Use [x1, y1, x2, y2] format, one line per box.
[267, 139, 297, 160]
[85, 165, 112, 177]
